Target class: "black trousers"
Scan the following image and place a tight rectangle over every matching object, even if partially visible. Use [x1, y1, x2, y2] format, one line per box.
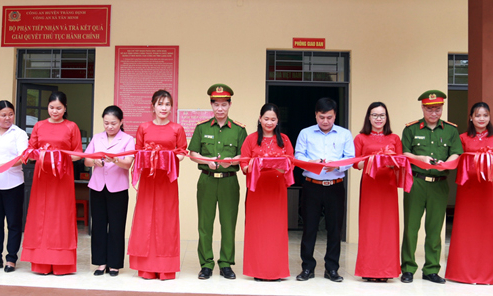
[0, 183, 24, 264]
[300, 181, 345, 272]
[90, 187, 129, 269]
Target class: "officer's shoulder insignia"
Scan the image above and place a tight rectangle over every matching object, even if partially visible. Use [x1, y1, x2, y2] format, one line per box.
[443, 120, 458, 128]
[232, 120, 246, 128]
[196, 118, 210, 125]
[405, 120, 419, 127]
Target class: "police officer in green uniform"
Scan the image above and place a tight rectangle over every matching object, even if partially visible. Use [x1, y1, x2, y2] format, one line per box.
[400, 90, 463, 284]
[188, 84, 247, 280]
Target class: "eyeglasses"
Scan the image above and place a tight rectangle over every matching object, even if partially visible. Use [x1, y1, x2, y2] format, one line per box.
[370, 113, 386, 119]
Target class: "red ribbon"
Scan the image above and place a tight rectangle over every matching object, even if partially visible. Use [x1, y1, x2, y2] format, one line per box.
[143, 142, 163, 177]
[472, 146, 493, 182]
[131, 147, 183, 188]
[456, 148, 493, 185]
[365, 145, 398, 175]
[247, 156, 294, 192]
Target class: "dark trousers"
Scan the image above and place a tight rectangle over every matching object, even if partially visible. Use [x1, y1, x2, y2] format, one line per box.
[300, 181, 345, 272]
[90, 187, 129, 269]
[0, 183, 24, 264]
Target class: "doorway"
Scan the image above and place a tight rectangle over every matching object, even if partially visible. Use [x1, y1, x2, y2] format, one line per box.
[15, 49, 95, 228]
[446, 54, 469, 241]
[266, 50, 350, 240]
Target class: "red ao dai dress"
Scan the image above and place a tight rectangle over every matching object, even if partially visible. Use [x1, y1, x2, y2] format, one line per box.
[446, 132, 493, 284]
[21, 119, 82, 275]
[353, 131, 402, 278]
[128, 121, 187, 280]
[240, 132, 294, 280]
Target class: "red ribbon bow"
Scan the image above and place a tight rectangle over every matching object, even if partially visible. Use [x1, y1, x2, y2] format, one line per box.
[473, 146, 493, 182]
[365, 145, 398, 175]
[143, 142, 163, 177]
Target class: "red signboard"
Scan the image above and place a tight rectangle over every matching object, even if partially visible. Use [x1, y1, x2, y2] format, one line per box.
[177, 110, 214, 139]
[293, 38, 325, 49]
[1, 5, 111, 47]
[114, 46, 179, 137]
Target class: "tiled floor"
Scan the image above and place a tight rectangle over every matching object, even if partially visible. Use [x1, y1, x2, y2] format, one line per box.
[0, 227, 491, 296]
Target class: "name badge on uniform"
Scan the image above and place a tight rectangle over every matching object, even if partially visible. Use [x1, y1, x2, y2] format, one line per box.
[414, 136, 425, 139]
[204, 135, 214, 139]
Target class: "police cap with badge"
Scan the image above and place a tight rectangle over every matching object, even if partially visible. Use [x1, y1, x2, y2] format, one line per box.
[418, 90, 446, 105]
[207, 83, 234, 102]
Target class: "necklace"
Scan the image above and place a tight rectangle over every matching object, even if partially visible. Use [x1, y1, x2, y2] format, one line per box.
[477, 130, 488, 141]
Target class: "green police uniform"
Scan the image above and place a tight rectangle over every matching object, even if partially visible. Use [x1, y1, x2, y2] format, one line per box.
[188, 117, 247, 269]
[401, 118, 463, 275]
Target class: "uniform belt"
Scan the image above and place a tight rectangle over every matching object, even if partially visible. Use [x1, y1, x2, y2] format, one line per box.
[412, 172, 447, 182]
[305, 177, 344, 186]
[202, 170, 237, 178]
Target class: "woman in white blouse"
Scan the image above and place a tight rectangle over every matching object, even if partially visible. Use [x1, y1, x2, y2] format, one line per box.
[0, 100, 28, 273]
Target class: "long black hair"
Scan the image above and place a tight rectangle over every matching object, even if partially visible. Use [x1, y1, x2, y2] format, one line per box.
[359, 101, 393, 135]
[48, 91, 68, 119]
[0, 100, 15, 112]
[102, 105, 124, 131]
[467, 102, 493, 138]
[257, 103, 284, 148]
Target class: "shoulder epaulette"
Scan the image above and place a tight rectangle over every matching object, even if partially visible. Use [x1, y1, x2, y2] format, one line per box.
[196, 118, 211, 125]
[443, 120, 458, 128]
[232, 120, 246, 128]
[405, 120, 419, 127]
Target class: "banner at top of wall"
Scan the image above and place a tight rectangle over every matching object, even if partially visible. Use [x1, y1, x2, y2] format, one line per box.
[292, 38, 325, 49]
[1, 5, 111, 47]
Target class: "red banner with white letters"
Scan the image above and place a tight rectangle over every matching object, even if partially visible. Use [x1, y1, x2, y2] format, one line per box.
[1, 5, 111, 47]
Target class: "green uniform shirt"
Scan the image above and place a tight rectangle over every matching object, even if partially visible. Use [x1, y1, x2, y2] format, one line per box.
[188, 117, 247, 172]
[402, 118, 463, 177]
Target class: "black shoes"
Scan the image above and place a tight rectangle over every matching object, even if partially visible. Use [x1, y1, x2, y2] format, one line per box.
[4, 265, 15, 273]
[296, 269, 314, 281]
[198, 267, 235, 279]
[108, 269, 119, 277]
[324, 270, 343, 282]
[423, 273, 446, 284]
[220, 267, 236, 279]
[93, 266, 108, 276]
[401, 272, 413, 283]
[198, 267, 213, 279]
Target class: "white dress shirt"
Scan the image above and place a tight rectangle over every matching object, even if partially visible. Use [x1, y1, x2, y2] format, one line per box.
[0, 124, 28, 189]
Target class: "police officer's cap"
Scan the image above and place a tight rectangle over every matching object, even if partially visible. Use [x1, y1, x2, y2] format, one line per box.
[418, 90, 446, 106]
[207, 84, 234, 100]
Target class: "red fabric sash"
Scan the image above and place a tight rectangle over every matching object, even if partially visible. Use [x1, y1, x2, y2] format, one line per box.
[456, 147, 493, 185]
[131, 143, 181, 187]
[248, 156, 294, 192]
[0, 147, 462, 191]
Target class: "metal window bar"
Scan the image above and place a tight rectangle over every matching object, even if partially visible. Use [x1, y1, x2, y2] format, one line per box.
[269, 50, 347, 82]
[19, 49, 93, 79]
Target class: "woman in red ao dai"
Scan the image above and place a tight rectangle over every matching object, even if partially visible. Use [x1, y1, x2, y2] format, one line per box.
[127, 90, 187, 280]
[353, 102, 402, 282]
[241, 103, 294, 281]
[21, 91, 82, 275]
[446, 102, 493, 284]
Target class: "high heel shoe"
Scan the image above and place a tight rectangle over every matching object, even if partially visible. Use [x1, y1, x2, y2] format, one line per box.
[93, 266, 108, 276]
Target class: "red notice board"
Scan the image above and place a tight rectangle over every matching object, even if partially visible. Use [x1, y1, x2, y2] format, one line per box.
[114, 46, 179, 137]
[177, 109, 214, 139]
[1, 5, 111, 47]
